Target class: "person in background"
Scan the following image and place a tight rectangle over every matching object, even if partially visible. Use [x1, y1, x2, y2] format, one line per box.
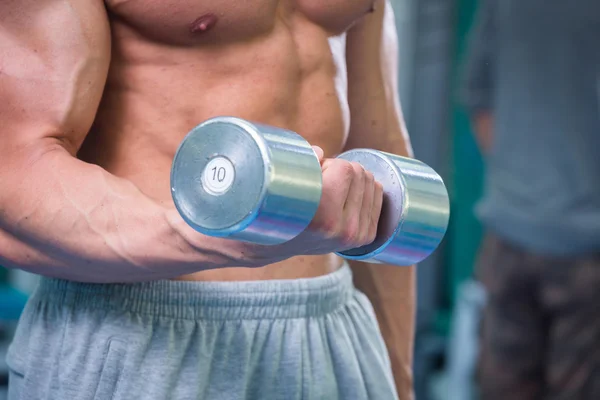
[461, 0, 600, 399]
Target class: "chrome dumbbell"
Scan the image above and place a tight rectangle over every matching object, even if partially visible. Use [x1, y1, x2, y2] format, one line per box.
[171, 116, 450, 265]
[170, 116, 323, 246]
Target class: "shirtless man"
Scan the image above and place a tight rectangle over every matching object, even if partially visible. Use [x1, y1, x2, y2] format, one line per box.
[0, 0, 415, 398]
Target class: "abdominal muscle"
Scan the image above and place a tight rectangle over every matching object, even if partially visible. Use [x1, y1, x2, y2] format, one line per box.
[78, 14, 351, 282]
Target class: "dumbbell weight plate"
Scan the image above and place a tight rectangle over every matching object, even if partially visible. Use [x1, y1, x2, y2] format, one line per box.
[171, 116, 323, 245]
[335, 149, 450, 266]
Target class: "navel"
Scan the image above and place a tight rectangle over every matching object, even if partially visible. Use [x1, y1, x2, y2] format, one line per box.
[189, 13, 218, 34]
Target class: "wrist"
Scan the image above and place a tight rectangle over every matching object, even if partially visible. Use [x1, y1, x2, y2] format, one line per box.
[164, 206, 281, 269]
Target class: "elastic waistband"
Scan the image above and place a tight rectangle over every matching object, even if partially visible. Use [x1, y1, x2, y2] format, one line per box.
[35, 264, 354, 320]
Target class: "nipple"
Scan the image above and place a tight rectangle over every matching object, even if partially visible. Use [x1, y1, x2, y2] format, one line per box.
[190, 13, 218, 34]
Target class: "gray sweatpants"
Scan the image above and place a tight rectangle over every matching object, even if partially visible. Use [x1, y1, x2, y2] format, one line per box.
[6, 264, 398, 400]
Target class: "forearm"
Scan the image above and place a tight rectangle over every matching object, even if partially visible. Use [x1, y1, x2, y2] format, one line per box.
[350, 262, 415, 399]
[0, 145, 255, 283]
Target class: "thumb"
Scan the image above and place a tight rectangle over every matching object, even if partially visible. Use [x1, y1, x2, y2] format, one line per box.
[312, 145, 324, 164]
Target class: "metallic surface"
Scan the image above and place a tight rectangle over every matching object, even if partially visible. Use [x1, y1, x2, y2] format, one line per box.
[171, 116, 322, 245]
[336, 149, 450, 266]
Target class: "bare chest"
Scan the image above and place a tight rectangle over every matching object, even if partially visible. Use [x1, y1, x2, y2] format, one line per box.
[105, 0, 375, 44]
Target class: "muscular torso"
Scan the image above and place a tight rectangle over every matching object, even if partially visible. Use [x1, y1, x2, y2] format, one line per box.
[78, 0, 374, 281]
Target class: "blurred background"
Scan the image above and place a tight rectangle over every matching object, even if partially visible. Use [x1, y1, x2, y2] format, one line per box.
[1, 0, 598, 399]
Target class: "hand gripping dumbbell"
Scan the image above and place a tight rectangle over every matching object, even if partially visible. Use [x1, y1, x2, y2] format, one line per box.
[170, 116, 450, 266]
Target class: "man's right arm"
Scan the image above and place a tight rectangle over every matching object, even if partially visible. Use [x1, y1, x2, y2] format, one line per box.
[0, 0, 383, 283]
[0, 0, 263, 283]
[461, 0, 496, 154]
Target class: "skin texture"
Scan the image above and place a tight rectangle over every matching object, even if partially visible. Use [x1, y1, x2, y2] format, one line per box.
[0, 0, 415, 396]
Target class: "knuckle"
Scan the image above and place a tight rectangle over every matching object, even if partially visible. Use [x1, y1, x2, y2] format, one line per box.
[320, 216, 340, 236]
[351, 162, 365, 183]
[341, 230, 358, 248]
[357, 227, 369, 245]
[339, 160, 356, 179]
[350, 161, 363, 172]
[340, 220, 360, 248]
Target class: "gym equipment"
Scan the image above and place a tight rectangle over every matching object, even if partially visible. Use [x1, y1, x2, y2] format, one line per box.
[335, 149, 449, 266]
[171, 116, 450, 265]
[171, 116, 323, 245]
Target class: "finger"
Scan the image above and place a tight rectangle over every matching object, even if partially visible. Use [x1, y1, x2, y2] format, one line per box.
[359, 170, 375, 242]
[343, 162, 366, 213]
[369, 181, 384, 241]
[323, 158, 354, 201]
[341, 163, 365, 248]
[317, 159, 354, 227]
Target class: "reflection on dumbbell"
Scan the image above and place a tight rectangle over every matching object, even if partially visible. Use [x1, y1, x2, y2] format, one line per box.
[171, 116, 450, 266]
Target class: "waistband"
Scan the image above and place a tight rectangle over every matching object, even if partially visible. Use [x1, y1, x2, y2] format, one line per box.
[34, 264, 354, 320]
